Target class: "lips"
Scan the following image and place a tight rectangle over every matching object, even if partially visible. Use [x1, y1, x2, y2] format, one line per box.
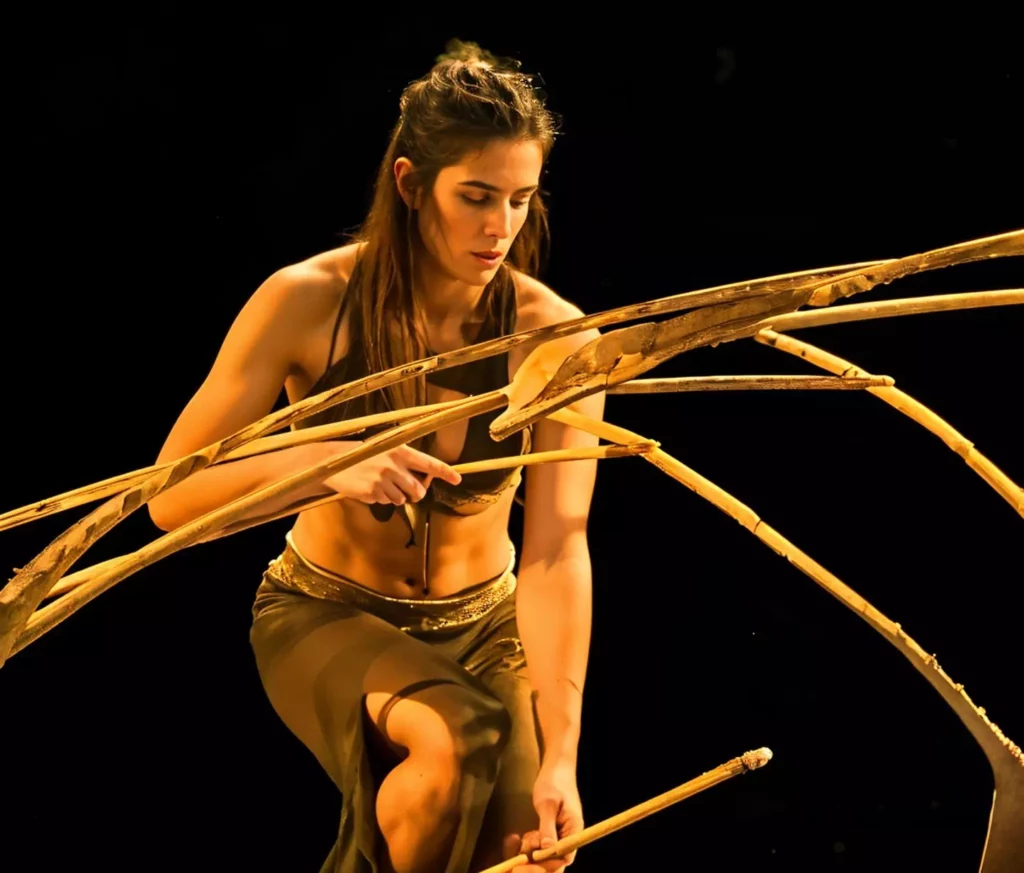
[473, 250, 502, 258]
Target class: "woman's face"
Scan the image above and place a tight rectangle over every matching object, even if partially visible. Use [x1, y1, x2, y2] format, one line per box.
[403, 138, 543, 287]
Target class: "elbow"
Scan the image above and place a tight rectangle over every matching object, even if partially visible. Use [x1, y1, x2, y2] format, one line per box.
[147, 496, 179, 532]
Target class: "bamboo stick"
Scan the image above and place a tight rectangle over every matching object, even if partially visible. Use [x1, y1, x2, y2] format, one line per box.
[550, 407, 1024, 873]
[0, 296, 802, 660]
[2, 258, 884, 528]
[755, 330, 1024, 517]
[491, 289, 1023, 441]
[40, 442, 657, 601]
[8, 282, 1011, 532]
[5, 392, 506, 662]
[805, 230, 1022, 307]
[3, 232, 1021, 663]
[477, 748, 773, 873]
[761, 289, 1023, 333]
[2, 235, 1015, 539]
[0, 400, 466, 534]
[607, 374, 893, 393]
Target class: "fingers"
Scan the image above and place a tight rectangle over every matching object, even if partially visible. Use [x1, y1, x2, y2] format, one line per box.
[376, 479, 407, 505]
[398, 445, 462, 485]
[534, 797, 561, 852]
[517, 831, 566, 873]
[382, 468, 427, 503]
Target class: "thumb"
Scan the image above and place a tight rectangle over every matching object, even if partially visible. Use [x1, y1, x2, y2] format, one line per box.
[535, 797, 560, 850]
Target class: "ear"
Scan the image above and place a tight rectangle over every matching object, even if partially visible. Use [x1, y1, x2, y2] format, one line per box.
[393, 157, 422, 210]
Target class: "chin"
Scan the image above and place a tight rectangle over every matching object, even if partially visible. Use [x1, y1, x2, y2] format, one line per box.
[462, 261, 501, 282]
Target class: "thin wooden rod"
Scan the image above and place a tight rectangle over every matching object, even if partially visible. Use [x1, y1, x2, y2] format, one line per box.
[756, 329, 1024, 517]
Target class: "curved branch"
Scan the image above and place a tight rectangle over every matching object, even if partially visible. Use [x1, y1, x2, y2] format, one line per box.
[2, 232, 1020, 664]
[0, 399, 466, 533]
[39, 441, 657, 602]
[551, 407, 1024, 873]
[607, 375, 893, 393]
[755, 329, 1024, 517]
[762, 289, 1023, 332]
[492, 289, 1024, 440]
[2, 392, 505, 664]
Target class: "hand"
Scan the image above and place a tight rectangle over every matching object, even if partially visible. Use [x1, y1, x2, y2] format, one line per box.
[321, 441, 461, 506]
[502, 760, 584, 871]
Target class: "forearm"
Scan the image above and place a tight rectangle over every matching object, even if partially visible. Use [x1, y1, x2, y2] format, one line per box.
[148, 441, 351, 531]
[515, 535, 592, 768]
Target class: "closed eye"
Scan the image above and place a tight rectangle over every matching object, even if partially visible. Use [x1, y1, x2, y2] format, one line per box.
[461, 194, 530, 210]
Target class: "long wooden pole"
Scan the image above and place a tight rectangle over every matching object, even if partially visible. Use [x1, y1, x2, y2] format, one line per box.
[0, 399, 467, 534]
[6, 392, 506, 661]
[761, 289, 1023, 332]
[2, 232, 1021, 664]
[1, 233, 1016, 544]
[477, 748, 773, 873]
[607, 374, 893, 393]
[39, 442, 657, 601]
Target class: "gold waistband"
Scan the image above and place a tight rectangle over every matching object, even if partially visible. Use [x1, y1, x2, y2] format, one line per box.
[262, 530, 517, 633]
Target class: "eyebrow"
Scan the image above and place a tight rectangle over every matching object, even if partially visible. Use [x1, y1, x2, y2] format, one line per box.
[458, 181, 539, 194]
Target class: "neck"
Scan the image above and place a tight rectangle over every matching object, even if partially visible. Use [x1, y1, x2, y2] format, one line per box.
[415, 252, 489, 328]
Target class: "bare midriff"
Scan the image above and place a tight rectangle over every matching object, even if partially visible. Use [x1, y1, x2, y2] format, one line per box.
[280, 244, 529, 602]
[289, 493, 517, 600]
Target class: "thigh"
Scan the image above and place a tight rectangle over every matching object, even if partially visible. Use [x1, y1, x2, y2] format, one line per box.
[250, 587, 507, 788]
[251, 586, 514, 871]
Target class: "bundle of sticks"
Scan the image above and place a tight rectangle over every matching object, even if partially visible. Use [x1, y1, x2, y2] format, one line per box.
[1, 230, 1021, 870]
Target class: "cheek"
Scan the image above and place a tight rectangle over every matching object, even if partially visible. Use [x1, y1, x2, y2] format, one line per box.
[423, 200, 473, 247]
[513, 209, 531, 235]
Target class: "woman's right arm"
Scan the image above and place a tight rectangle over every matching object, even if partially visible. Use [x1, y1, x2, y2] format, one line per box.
[147, 265, 348, 532]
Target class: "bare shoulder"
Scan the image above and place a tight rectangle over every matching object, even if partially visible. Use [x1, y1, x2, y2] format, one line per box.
[511, 268, 600, 346]
[269, 241, 364, 324]
[253, 242, 364, 381]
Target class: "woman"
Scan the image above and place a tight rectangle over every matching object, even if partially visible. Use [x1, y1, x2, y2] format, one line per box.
[149, 41, 603, 873]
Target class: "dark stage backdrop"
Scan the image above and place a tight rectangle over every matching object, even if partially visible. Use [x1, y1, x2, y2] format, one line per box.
[2, 11, 1021, 873]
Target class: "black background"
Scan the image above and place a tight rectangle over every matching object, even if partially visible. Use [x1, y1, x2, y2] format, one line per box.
[2, 10, 1022, 872]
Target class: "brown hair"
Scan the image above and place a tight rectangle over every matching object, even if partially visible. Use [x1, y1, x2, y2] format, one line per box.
[343, 39, 559, 417]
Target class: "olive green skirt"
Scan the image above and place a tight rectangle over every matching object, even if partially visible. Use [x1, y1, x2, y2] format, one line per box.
[249, 532, 540, 872]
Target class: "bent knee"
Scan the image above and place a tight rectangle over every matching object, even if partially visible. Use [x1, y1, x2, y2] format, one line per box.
[368, 685, 511, 777]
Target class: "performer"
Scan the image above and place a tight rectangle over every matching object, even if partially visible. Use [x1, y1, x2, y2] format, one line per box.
[148, 40, 602, 873]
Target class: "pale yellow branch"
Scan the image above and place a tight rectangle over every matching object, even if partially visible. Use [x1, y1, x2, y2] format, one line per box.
[551, 407, 1023, 775]
[0, 259, 891, 535]
[759, 289, 1023, 332]
[4, 232, 1021, 667]
[0, 399, 466, 534]
[553, 406, 1024, 870]
[12, 392, 506, 657]
[40, 443, 655, 601]
[607, 375, 893, 393]
[756, 329, 1024, 517]
[478, 748, 773, 873]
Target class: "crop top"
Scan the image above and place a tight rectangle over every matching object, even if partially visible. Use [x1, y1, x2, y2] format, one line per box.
[292, 268, 531, 592]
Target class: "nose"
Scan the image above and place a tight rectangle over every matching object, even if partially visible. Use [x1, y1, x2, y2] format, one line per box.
[483, 201, 513, 242]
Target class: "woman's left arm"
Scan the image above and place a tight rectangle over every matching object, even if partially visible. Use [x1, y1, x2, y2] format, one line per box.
[517, 376, 602, 769]
[513, 291, 605, 859]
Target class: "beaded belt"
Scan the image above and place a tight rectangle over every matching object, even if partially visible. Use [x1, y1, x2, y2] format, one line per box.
[263, 530, 517, 634]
